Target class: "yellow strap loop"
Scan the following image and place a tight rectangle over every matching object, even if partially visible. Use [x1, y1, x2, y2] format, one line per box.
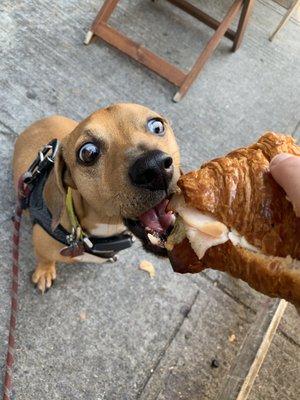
[66, 187, 83, 240]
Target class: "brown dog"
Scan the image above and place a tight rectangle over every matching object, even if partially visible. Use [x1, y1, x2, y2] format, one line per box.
[13, 103, 180, 292]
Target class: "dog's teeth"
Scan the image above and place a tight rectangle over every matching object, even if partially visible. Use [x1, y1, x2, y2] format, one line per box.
[147, 233, 159, 245]
[147, 233, 163, 247]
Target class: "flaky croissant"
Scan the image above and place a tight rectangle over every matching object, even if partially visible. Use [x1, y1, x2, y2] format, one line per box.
[167, 132, 300, 307]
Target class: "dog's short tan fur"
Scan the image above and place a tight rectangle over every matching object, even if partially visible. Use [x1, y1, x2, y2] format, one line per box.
[13, 104, 180, 292]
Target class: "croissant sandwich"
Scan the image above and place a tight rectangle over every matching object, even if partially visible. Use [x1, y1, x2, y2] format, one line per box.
[166, 132, 300, 307]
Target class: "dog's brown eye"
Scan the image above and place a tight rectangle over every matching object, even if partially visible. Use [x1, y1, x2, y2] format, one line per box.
[77, 142, 100, 165]
[147, 118, 165, 135]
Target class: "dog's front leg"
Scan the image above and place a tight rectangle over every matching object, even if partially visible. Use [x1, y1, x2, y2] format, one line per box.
[31, 224, 67, 293]
[32, 258, 56, 293]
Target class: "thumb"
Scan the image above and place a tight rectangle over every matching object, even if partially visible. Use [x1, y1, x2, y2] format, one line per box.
[270, 154, 300, 217]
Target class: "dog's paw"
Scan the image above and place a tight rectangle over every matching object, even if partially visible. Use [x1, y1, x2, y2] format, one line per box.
[32, 264, 56, 293]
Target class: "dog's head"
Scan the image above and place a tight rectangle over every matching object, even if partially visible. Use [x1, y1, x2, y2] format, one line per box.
[52, 103, 180, 255]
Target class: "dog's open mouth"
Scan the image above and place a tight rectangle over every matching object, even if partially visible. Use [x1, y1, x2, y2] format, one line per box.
[139, 199, 175, 243]
[124, 198, 175, 256]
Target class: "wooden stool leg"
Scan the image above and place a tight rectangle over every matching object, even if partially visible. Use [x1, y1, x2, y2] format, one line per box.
[269, 0, 300, 42]
[84, 0, 120, 45]
[173, 0, 243, 102]
[232, 0, 255, 52]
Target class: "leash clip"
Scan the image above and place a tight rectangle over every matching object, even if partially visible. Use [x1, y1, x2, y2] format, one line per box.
[61, 227, 86, 258]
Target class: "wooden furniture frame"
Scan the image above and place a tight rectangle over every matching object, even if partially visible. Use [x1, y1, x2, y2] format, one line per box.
[85, 0, 255, 101]
[269, 0, 300, 41]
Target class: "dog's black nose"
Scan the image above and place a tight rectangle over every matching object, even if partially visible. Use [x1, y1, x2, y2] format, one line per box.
[129, 150, 174, 191]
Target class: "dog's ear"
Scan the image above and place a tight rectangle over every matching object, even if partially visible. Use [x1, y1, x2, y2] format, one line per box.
[44, 145, 76, 230]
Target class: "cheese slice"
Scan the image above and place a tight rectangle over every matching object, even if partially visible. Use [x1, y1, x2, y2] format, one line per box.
[174, 195, 260, 260]
[185, 225, 229, 260]
[179, 207, 228, 237]
[228, 229, 259, 253]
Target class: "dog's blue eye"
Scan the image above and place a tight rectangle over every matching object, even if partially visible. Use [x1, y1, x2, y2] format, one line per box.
[147, 119, 165, 135]
[78, 142, 100, 165]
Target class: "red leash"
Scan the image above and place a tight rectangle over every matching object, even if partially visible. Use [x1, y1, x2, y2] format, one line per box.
[2, 177, 30, 400]
[2, 141, 59, 399]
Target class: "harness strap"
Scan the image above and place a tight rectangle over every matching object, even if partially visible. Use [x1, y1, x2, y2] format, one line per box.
[65, 188, 92, 248]
[66, 188, 80, 231]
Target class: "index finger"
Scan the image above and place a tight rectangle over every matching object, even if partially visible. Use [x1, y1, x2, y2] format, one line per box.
[270, 154, 300, 217]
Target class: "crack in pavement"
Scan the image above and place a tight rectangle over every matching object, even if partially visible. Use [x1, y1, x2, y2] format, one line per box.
[291, 120, 300, 137]
[136, 289, 200, 399]
[0, 120, 18, 137]
[200, 273, 256, 315]
[278, 328, 300, 349]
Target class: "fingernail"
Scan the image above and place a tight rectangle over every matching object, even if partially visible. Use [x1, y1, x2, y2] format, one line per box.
[270, 153, 293, 168]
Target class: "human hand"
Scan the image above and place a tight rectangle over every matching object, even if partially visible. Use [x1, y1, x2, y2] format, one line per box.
[270, 154, 300, 217]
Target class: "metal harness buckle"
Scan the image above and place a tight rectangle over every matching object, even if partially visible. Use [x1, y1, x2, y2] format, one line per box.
[23, 139, 60, 186]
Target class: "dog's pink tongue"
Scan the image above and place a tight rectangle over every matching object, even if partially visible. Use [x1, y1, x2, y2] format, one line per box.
[139, 199, 174, 234]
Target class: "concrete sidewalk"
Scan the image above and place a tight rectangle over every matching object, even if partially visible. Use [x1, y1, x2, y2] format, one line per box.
[1, 0, 300, 399]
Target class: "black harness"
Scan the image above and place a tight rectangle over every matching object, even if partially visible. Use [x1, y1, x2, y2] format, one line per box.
[22, 140, 134, 261]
